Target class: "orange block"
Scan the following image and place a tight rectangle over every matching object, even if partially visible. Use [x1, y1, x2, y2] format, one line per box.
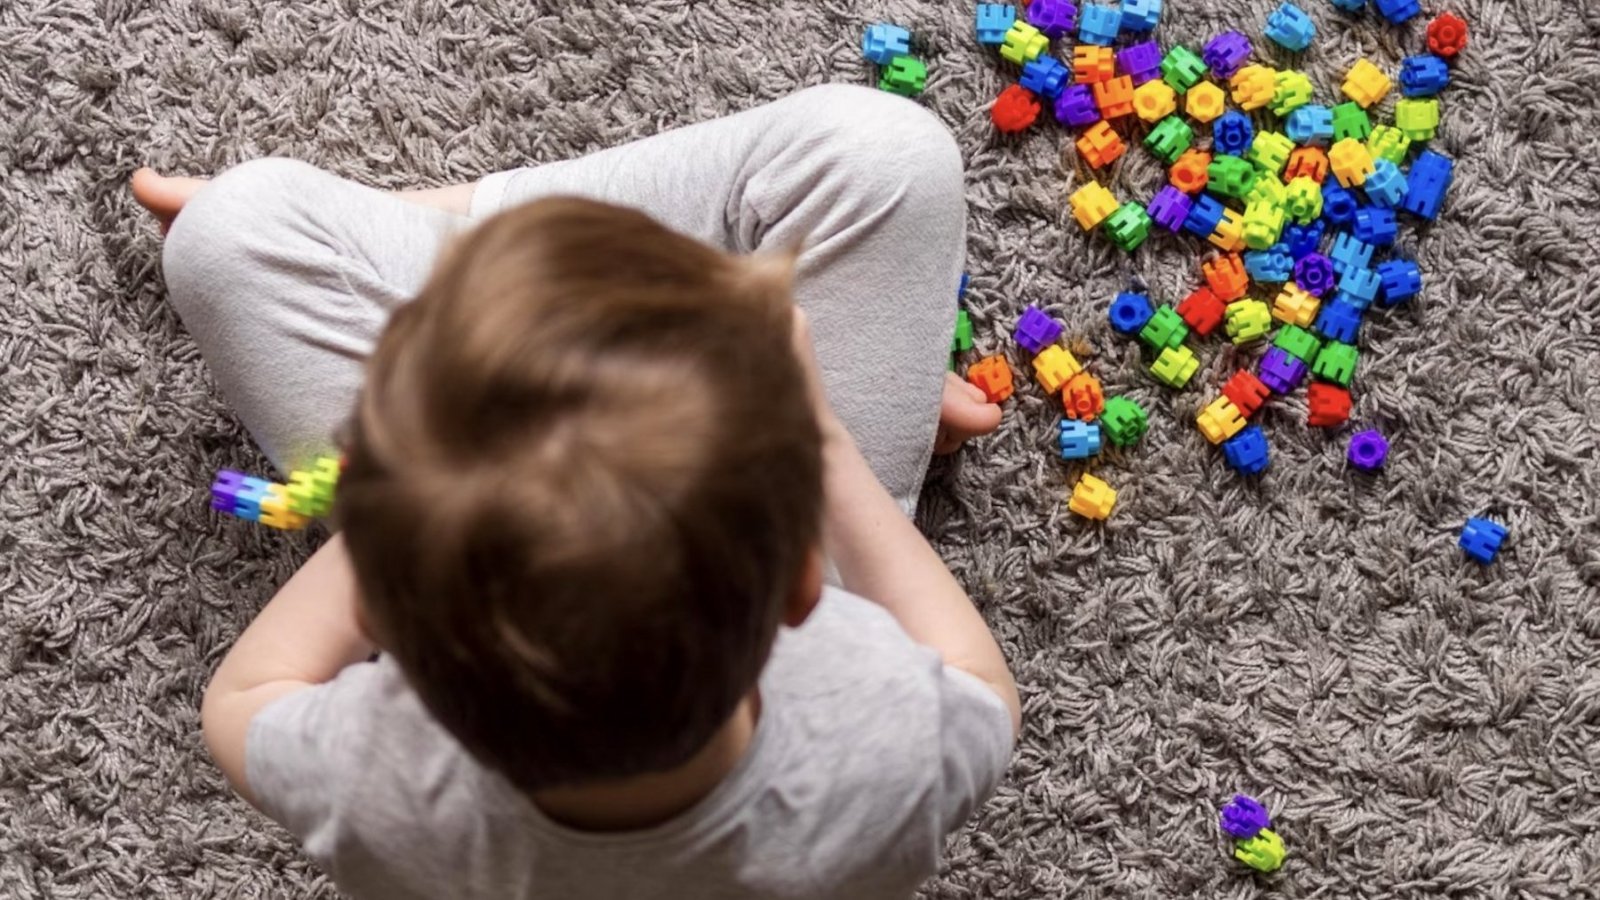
[1093, 75, 1135, 119]
[1061, 372, 1105, 421]
[1284, 146, 1329, 184]
[1169, 148, 1212, 195]
[1072, 45, 1117, 84]
[966, 356, 1014, 404]
[1202, 253, 1250, 302]
[1075, 121, 1126, 168]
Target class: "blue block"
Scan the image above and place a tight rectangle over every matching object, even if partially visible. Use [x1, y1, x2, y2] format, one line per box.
[1314, 299, 1363, 343]
[1264, 2, 1315, 51]
[1329, 0, 1365, 10]
[1222, 425, 1270, 476]
[1322, 180, 1359, 227]
[1078, 4, 1121, 45]
[1353, 206, 1398, 246]
[1373, 0, 1421, 24]
[1377, 258, 1422, 305]
[1286, 104, 1334, 145]
[1121, 0, 1163, 33]
[1244, 244, 1295, 283]
[1183, 194, 1227, 238]
[1059, 420, 1105, 460]
[958, 272, 970, 302]
[1109, 292, 1156, 335]
[1365, 159, 1409, 209]
[1460, 517, 1507, 564]
[1283, 219, 1326, 258]
[233, 476, 273, 522]
[1403, 150, 1454, 220]
[1328, 232, 1375, 274]
[862, 23, 912, 65]
[1213, 110, 1254, 157]
[1021, 56, 1071, 100]
[1400, 54, 1451, 97]
[1338, 266, 1382, 306]
[976, 4, 1018, 44]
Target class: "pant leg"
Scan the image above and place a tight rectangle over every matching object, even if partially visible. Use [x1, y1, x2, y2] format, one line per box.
[161, 158, 469, 472]
[471, 84, 966, 511]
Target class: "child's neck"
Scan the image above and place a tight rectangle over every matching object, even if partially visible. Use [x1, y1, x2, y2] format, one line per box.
[530, 690, 760, 832]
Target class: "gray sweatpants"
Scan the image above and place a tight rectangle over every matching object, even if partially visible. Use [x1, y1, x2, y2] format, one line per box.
[161, 85, 966, 509]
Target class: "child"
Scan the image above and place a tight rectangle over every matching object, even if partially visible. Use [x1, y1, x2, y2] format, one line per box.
[135, 85, 1019, 898]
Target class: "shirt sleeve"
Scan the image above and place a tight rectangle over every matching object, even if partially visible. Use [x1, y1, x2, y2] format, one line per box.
[935, 664, 1016, 834]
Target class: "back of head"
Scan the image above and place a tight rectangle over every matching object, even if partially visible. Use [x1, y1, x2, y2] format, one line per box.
[339, 198, 822, 792]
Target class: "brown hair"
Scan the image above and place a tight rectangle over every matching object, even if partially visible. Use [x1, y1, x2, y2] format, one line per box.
[338, 198, 822, 791]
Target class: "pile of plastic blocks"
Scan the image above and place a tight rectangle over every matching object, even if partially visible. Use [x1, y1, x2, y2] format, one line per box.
[1220, 794, 1287, 873]
[861, 22, 929, 96]
[211, 455, 342, 531]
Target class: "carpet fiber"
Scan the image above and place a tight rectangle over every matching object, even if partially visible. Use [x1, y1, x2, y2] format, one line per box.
[3, 1, 1599, 897]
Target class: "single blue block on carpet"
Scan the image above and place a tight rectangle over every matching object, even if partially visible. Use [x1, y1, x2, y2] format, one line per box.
[1340, 266, 1383, 308]
[1021, 56, 1071, 99]
[1460, 517, 1508, 564]
[1329, 0, 1365, 11]
[1059, 419, 1104, 460]
[1374, 0, 1421, 24]
[1078, 4, 1121, 45]
[1109, 292, 1155, 335]
[1265, 2, 1315, 52]
[1401, 54, 1451, 96]
[975, 4, 1018, 44]
[1353, 206, 1398, 246]
[1377, 258, 1422, 305]
[861, 23, 911, 65]
[1286, 104, 1334, 144]
[1403, 150, 1455, 220]
[1222, 425, 1271, 476]
[1121, 0, 1163, 33]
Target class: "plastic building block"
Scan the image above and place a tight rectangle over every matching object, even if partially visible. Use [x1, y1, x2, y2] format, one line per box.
[1062, 372, 1106, 420]
[1282, 177, 1323, 225]
[958, 272, 969, 301]
[1396, 97, 1440, 142]
[1120, 0, 1163, 33]
[1059, 419, 1104, 459]
[952, 310, 974, 353]
[1307, 381, 1351, 427]
[1221, 370, 1271, 417]
[1209, 207, 1245, 252]
[1241, 200, 1286, 251]
[1377, 258, 1423, 305]
[1077, 4, 1120, 46]
[285, 456, 342, 518]
[1104, 202, 1152, 251]
[993, 85, 1042, 133]
[1202, 253, 1249, 302]
[1248, 134, 1295, 178]
[1283, 220, 1325, 259]
[1150, 345, 1200, 388]
[1293, 252, 1336, 297]
[1272, 283, 1321, 327]
[1258, 345, 1309, 393]
[1197, 396, 1248, 444]
[1119, 41, 1164, 85]
[967, 355, 1015, 403]
[1203, 31, 1252, 80]
[210, 470, 249, 514]
[1373, 0, 1421, 25]
[976, 4, 1019, 45]
[861, 24, 911, 65]
[1100, 397, 1149, 446]
[1207, 155, 1258, 199]
[1021, 57, 1072, 100]
[1353, 206, 1398, 246]
[1068, 473, 1118, 520]
[1147, 184, 1194, 231]
[1286, 104, 1334, 144]
[1339, 266, 1382, 307]
[1269, 70, 1314, 116]
[1329, 0, 1365, 10]
[1228, 65, 1277, 112]
[1223, 425, 1271, 475]
[1185, 81, 1226, 123]
[1001, 21, 1049, 65]
[1138, 305, 1189, 351]
[1402, 149, 1454, 220]
[1055, 84, 1101, 127]
[1178, 286, 1227, 336]
[1026, 0, 1080, 38]
[1311, 340, 1359, 387]
[1313, 298, 1363, 343]
[1245, 171, 1285, 208]
[1093, 75, 1136, 119]
[1366, 125, 1412, 165]
[1343, 60, 1392, 109]
[1162, 45, 1208, 92]
[1321, 181, 1359, 228]
[878, 56, 927, 96]
[1328, 233, 1375, 274]
[1348, 429, 1389, 471]
[1428, 13, 1469, 59]
[1220, 795, 1272, 839]
[1273, 322, 1322, 362]
[1329, 138, 1376, 188]
[1460, 517, 1507, 564]
[1225, 299, 1273, 345]
[1109, 291, 1156, 335]
[1133, 79, 1178, 123]
[1076, 121, 1127, 168]
[1170, 148, 1212, 194]
[1235, 829, 1286, 873]
[1073, 44, 1117, 83]
[259, 482, 311, 530]
[1284, 147, 1328, 184]
[1034, 345, 1084, 394]
[1400, 54, 1451, 97]
[1015, 306, 1064, 354]
[1212, 110, 1254, 156]
[1265, 2, 1315, 51]
[1146, 117, 1195, 165]
[1071, 181, 1119, 230]
[1331, 102, 1373, 142]
[1183, 194, 1226, 237]
[1244, 244, 1293, 283]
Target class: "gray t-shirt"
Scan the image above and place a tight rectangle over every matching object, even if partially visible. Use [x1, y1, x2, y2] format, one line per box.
[247, 586, 1015, 900]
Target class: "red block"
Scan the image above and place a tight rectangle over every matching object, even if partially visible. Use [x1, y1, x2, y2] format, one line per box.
[992, 85, 1042, 133]
[1177, 286, 1226, 336]
[1426, 13, 1468, 59]
[1221, 370, 1270, 418]
[1307, 382, 1352, 428]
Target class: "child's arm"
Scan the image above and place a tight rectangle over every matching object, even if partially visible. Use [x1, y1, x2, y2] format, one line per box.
[200, 534, 375, 808]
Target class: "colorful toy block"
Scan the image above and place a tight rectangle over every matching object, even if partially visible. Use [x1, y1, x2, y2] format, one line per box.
[1273, 322, 1322, 362]
[952, 310, 974, 354]
[1339, 266, 1382, 307]
[1015, 306, 1064, 354]
[1321, 180, 1359, 227]
[967, 355, 1015, 403]
[1258, 345, 1309, 393]
[1311, 340, 1359, 387]
[1001, 20, 1049, 65]
[1068, 473, 1118, 520]
[259, 483, 310, 530]
[1197, 396, 1248, 444]
[1119, 40, 1164, 85]
[1162, 45, 1208, 92]
[1178, 286, 1227, 336]
[1062, 372, 1106, 420]
[975, 4, 1019, 45]
[1353, 206, 1398, 246]
[1373, 0, 1421, 25]
[1221, 370, 1271, 417]
[1109, 291, 1156, 335]
[1307, 381, 1351, 427]
[1329, 138, 1376, 188]
[1269, 70, 1314, 116]
[1313, 299, 1363, 343]
[1093, 75, 1136, 118]
[1021, 57, 1072, 100]
[1203, 253, 1250, 301]
[1134, 79, 1178, 123]
[1331, 102, 1373, 142]
[1100, 397, 1149, 446]
[1121, 0, 1163, 33]
[1241, 201, 1286, 251]
[1185, 81, 1226, 122]
[1212, 110, 1254, 156]
[1207, 154, 1258, 198]
[1059, 419, 1105, 459]
[1151, 345, 1200, 388]
[1055, 84, 1101, 127]
[1293, 252, 1336, 297]
[1272, 283, 1321, 327]
[1235, 830, 1286, 873]
[1247, 131, 1295, 176]
[1026, 0, 1080, 38]
[1229, 65, 1277, 112]
[1139, 305, 1189, 351]
[1225, 299, 1273, 344]
[1265, 2, 1315, 51]
[1073, 44, 1117, 83]
[286, 455, 342, 518]
[1183, 194, 1226, 237]
[1245, 171, 1285, 208]
[1377, 258, 1423, 305]
[1220, 795, 1271, 839]
[1203, 31, 1252, 80]
[992, 85, 1042, 133]
[1348, 429, 1389, 471]
[1209, 207, 1246, 252]
[1244, 244, 1294, 283]
[1147, 184, 1194, 230]
[1283, 219, 1325, 259]
[1400, 54, 1451, 97]
[1366, 125, 1411, 165]
[1396, 97, 1440, 141]
[1402, 149, 1454, 220]
[1328, 233, 1375, 274]
[861, 24, 911, 65]
[230, 476, 272, 522]
[1343, 60, 1392, 109]
[1460, 517, 1506, 564]
[1078, 4, 1121, 45]
[1284, 147, 1328, 184]
[1223, 424, 1271, 475]
[1034, 345, 1084, 394]
[878, 56, 927, 96]
[1076, 121, 1127, 168]
[1104, 202, 1153, 251]
[1427, 13, 1469, 59]
[1329, 0, 1365, 10]
[210, 470, 250, 514]
[1071, 181, 1119, 230]
[1286, 104, 1334, 144]
[1146, 117, 1195, 165]
[1281, 177, 1323, 225]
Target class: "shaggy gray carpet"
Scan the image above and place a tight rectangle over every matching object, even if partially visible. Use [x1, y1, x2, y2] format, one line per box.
[2, 0, 1598, 897]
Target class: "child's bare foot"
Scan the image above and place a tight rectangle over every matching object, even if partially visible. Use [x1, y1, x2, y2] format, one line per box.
[130, 168, 208, 233]
[934, 372, 1002, 454]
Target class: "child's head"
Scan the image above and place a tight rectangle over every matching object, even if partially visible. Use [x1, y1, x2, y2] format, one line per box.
[338, 198, 822, 792]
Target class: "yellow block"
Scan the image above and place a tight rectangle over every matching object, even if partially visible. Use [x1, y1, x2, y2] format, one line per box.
[1068, 474, 1117, 520]
[1070, 182, 1119, 231]
[1033, 345, 1083, 394]
[1197, 396, 1248, 444]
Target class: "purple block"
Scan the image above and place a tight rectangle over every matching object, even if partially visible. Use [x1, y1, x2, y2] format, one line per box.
[1146, 186, 1193, 232]
[1203, 30, 1252, 79]
[1348, 429, 1389, 471]
[211, 470, 248, 512]
[1220, 794, 1272, 839]
[1026, 0, 1079, 38]
[1293, 253, 1336, 298]
[1258, 346, 1308, 394]
[1014, 305, 1064, 354]
[1117, 41, 1163, 85]
[1054, 84, 1100, 127]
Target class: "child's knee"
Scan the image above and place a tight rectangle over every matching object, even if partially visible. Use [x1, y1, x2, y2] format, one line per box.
[788, 85, 964, 219]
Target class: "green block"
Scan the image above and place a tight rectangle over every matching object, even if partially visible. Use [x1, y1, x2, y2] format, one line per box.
[1206, 155, 1258, 199]
[878, 55, 927, 96]
[951, 309, 973, 352]
[1161, 45, 1207, 92]
[1246, 172, 1285, 208]
[1396, 98, 1440, 141]
[1273, 324, 1322, 362]
[1138, 305, 1189, 351]
[1331, 101, 1372, 142]
[1241, 201, 1285, 251]
[1100, 396, 1149, 447]
[1104, 202, 1152, 252]
[1150, 345, 1200, 388]
[1282, 177, 1323, 224]
[1247, 131, 1295, 175]
[1366, 125, 1411, 165]
[1311, 341, 1359, 386]
[1269, 71, 1314, 116]
[1145, 116, 1195, 164]
[1225, 299, 1273, 344]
